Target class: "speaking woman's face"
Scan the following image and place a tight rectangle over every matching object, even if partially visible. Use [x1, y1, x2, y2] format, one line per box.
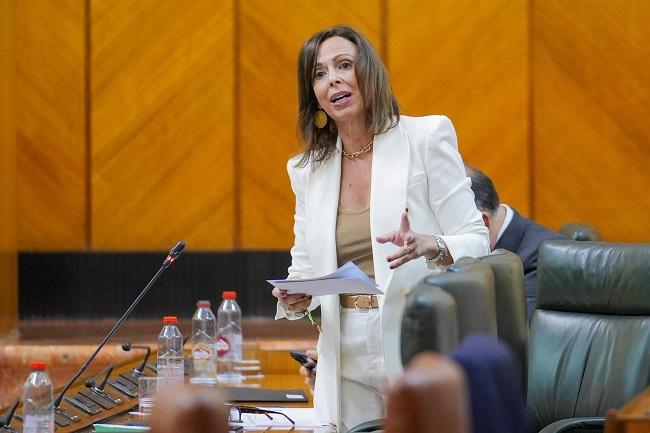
[312, 36, 364, 127]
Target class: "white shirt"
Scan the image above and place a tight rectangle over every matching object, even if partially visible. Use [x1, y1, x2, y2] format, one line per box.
[495, 204, 514, 244]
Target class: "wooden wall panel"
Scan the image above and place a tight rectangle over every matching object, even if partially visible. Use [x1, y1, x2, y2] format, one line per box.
[239, 0, 382, 249]
[91, 0, 234, 250]
[10, 0, 650, 251]
[1, 0, 18, 337]
[15, 0, 86, 249]
[388, 0, 530, 216]
[533, 0, 650, 241]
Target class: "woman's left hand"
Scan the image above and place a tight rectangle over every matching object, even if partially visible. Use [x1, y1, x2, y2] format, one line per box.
[376, 209, 437, 269]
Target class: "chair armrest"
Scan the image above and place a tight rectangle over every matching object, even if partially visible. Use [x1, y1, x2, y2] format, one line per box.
[346, 418, 384, 432]
[538, 417, 604, 433]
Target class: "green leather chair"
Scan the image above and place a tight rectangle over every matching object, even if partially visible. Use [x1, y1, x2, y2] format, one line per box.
[401, 257, 497, 366]
[479, 249, 528, 393]
[528, 240, 650, 433]
[423, 259, 498, 339]
[350, 258, 497, 433]
[400, 281, 459, 366]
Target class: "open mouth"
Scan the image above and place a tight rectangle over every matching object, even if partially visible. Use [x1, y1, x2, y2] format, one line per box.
[330, 92, 351, 103]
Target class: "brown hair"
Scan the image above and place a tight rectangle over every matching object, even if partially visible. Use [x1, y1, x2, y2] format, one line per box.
[296, 25, 400, 167]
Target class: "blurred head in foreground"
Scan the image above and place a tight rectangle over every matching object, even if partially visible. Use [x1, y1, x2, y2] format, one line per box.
[384, 352, 471, 433]
[150, 385, 228, 433]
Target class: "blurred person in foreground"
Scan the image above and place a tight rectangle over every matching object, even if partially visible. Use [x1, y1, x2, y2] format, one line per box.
[465, 165, 564, 319]
[150, 385, 228, 433]
[271, 25, 489, 430]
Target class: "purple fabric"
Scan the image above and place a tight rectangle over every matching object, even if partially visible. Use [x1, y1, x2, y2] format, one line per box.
[450, 334, 529, 433]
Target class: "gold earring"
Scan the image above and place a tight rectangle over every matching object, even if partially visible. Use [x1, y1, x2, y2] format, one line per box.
[314, 109, 327, 129]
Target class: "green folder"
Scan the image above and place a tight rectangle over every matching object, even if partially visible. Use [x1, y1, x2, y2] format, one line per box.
[93, 424, 150, 432]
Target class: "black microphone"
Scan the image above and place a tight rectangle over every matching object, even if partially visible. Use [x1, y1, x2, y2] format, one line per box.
[163, 241, 185, 268]
[52, 241, 186, 414]
[84, 365, 114, 392]
[82, 365, 122, 408]
[121, 342, 152, 376]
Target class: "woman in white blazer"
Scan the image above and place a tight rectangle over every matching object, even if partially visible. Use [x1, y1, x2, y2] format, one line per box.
[272, 26, 489, 430]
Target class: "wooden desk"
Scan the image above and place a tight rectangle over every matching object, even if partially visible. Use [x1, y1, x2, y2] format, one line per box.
[77, 374, 324, 433]
[2, 350, 325, 433]
[605, 387, 650, 433]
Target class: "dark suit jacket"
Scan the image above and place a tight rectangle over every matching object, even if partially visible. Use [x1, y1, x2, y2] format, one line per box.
[495, 209, 565, 320]
[451, 334, 528, 433]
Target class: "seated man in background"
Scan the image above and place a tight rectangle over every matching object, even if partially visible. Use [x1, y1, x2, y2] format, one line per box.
[465, 165, 564, 320]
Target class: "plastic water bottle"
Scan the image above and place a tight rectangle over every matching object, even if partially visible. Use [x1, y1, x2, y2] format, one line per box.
[190, 300, 217, 385]
[216, 291, 242, 384]
[22, 361, 54, 433]
[157, 316, 184, 387]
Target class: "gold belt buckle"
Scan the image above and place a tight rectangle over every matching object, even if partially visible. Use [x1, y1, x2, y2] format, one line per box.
[353, 295, 374, 310]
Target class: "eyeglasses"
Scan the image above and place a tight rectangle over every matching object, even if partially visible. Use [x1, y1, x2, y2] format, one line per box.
[227, 404, 296, 426]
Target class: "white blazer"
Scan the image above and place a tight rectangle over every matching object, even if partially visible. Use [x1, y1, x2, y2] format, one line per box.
[277, 115, 489, 427]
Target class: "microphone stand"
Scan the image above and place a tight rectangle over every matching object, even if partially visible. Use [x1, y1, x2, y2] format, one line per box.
[0, 399, 19, 433]
[53, 241, 185, 419]
[121, 343, 152, 377]
[83, 365, 122, 406]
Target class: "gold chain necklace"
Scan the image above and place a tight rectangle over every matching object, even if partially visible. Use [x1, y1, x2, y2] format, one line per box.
[342, 140, 374, 160]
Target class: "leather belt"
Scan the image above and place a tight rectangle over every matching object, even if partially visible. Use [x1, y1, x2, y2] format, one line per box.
[340, 294, 380, 310]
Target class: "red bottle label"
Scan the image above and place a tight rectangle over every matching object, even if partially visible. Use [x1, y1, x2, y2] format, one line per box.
[216, 335, 230, 357]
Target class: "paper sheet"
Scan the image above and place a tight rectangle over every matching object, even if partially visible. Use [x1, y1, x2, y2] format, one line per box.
[230, 407, 331, 429]
[267, 261, 381, 296]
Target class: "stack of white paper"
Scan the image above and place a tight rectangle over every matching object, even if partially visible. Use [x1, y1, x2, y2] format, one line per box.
[267, 261, 382, 296]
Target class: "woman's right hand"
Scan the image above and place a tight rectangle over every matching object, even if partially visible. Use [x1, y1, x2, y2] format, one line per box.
[299, 349, 318, 392]
[272, 288, 312, 313]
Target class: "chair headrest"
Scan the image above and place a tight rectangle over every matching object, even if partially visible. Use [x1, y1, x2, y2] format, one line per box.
[479, 249, 527, 385]
[423, 258, 497, 338]
[481, 249, 524, 279]
[559, 222, 601, 241]
[537, 240, 650, 314]
[401, 285, 459, 365]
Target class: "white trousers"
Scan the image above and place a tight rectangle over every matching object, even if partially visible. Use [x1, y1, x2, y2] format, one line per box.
[339, 307, 389, 431]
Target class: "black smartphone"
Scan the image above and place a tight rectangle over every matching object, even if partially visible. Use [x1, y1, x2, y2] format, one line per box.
[290, 351, 317, 376]
[290, 351, 311, 365]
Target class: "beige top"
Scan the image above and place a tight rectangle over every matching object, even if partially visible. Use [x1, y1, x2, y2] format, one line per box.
[335, 207, 375, 279]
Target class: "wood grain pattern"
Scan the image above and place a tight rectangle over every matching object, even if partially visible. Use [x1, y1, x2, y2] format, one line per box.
[532, 0, 650, 241]
[0, 0, 18, 337]
[91, 0, 234, 250]
[15, 0, 86, 249]
[389, 0, 530, 216]
[10, 0, 650, 251]
[239, 0, 382, 249]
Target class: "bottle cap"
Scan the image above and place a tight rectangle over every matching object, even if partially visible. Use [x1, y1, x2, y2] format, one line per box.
[163, 316, 178, 325]
[222, 291, 237, 299]
[29, 361, 47, 371]
[196, 300, 211, 308]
